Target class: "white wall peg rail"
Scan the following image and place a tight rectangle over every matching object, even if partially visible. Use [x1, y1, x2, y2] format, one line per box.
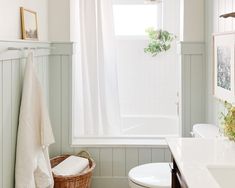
[7, 46, 54, 51]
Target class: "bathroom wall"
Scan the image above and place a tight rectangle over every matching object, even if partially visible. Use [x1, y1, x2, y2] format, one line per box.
[48, 43, 172, 188]
[0, 41, 51, 188]
[179, 42, 206, 136]
[48, 0, 70, 42]
[0, 41, 172, 188]
[180, 0, 205, 42]
[205, 0, 235, 125]
[47, 2, 207, 188]
[0, 1, 209, 188]
[48, 0, 80, 42]
[0, 41, 78, 188]
[0, 0, 78, 41]
[0, 0, 48, 41]
[175, 0, 206, 138]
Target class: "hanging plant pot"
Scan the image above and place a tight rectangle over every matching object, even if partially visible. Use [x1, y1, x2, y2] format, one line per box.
[144, 27, 176, 56]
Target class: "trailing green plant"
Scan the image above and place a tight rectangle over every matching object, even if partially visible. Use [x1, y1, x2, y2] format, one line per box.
[220, 101, 235, 141]
[144, 27, 176, 56]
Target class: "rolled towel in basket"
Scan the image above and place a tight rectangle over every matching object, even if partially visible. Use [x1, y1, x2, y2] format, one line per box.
[52, 156, 89, 176]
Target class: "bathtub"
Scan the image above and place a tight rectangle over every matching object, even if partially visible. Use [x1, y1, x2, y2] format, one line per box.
[121, 115, 179, 137]
[72, 115, 180, 146]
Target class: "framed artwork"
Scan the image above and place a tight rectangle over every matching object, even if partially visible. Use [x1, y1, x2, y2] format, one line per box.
[213, 32, 235, 103]
[20, 7, 38, 40]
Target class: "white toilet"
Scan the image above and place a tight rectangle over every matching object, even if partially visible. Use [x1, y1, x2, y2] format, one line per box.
[128, 124, 219, 188]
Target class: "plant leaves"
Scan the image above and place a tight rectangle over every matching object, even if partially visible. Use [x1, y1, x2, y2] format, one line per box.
[144, 28, 176, 56]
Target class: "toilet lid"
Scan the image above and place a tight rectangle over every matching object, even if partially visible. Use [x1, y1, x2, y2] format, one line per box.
[128, 163, 171, 188]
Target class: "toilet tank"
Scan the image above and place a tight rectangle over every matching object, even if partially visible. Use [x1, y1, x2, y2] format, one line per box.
[192, 124, 219, 138]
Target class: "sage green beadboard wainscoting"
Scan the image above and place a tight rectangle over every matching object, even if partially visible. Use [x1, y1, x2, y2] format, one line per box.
[0, 41, 171, 188]
[0, 39, 206, 188]
[0, 40, 51, 188]
[49, 42, 205, 187]
[48, 43, 172, 188]
[178, 42, 206, 137]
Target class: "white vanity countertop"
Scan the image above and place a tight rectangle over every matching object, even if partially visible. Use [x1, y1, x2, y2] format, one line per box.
[166, 138, 235, 188]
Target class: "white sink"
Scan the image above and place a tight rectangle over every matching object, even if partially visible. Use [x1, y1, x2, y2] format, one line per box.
[207, 165, 235, 188]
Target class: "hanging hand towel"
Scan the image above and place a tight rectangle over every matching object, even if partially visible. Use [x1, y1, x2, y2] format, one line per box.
[15, 52, 55, 188]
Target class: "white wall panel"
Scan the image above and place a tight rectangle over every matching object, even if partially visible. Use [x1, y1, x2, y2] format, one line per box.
[233, 1, 235, 30]
[206, 0, 235, 125]
[225, 0, 233, 31]
[0, 0, 48, 40]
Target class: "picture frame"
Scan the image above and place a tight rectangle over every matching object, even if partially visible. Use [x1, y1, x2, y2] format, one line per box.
[213, 32, 235, 103]
[20, 7, 38, 40]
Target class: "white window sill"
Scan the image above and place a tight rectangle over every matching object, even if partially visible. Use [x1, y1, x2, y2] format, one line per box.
[71, 135, 179, 147]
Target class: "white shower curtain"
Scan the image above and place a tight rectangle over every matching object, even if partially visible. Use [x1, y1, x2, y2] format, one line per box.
[74, 0, 121, 136]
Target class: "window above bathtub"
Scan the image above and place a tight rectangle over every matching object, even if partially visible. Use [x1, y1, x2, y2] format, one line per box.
[112, 0, 163, 36]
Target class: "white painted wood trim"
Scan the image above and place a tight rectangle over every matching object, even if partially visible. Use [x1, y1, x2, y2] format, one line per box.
[51, 42, 79, 55]
[72, 137, 169, 147]
[177, 42, 205, 55]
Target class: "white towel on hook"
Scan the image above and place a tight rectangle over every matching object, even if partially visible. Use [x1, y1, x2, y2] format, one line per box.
[15, 52, 55, 188]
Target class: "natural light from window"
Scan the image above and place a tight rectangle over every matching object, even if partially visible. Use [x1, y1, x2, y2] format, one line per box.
[113, 4, 162, 36]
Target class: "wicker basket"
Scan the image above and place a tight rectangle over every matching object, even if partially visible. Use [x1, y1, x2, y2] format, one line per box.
[50, 151, 96, 188]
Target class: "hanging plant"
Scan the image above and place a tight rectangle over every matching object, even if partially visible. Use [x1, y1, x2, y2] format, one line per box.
[144, 27, 176, 56]
[220, 101, 235, 141]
